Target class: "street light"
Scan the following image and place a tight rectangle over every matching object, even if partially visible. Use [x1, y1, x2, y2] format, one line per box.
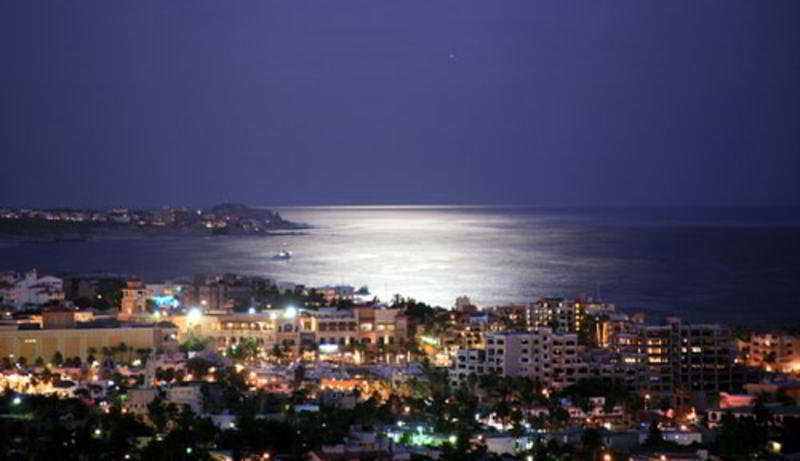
[12, 396, 21, 405]
[187, 307, 202, 323]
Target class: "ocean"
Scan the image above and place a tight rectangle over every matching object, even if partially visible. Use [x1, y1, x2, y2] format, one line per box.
[1, 206, 798, 325]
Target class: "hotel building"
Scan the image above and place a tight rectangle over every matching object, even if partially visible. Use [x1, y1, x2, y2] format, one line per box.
[0, 310, 177, 363]
[168, 306, 408, 357]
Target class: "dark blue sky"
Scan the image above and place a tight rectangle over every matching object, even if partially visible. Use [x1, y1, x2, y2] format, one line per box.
[1, 1, 798, 208]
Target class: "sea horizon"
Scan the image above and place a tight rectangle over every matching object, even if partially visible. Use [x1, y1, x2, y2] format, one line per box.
[2, 205, 798, 326]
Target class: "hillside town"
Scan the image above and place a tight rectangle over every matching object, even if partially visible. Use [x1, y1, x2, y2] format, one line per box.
[1, 269, 799, 460]
[0, 203, 300, 240]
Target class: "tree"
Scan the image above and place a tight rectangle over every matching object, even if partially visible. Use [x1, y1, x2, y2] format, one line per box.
[293, 364, 306, 388]
[644, 421, 663, 448]
[179, 334, 210, 354]
[148, 396, 169, 433]
[34, 356, 44, 367]
[51, 351, 64, 367]
[270, 344, 285, 362]
[136, 347, 153, 365]
[115, 342, 130, 363]
[226, 337, 259, 362]
[580, 428, 603, 459]
[185, 357, 213, 379]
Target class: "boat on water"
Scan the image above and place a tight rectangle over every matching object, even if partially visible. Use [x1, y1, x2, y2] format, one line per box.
[272, 250, 292, 260]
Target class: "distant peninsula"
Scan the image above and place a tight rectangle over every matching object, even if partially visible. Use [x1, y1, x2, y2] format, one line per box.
[0, 203, 305, 242]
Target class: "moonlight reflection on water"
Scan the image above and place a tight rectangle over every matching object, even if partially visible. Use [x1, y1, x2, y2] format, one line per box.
[1, 206, 798, 324]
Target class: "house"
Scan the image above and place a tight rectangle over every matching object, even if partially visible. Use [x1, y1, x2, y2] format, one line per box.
[167, 385, 204, 414]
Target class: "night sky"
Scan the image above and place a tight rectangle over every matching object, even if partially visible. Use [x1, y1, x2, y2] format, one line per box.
[1, 1, 798, 208]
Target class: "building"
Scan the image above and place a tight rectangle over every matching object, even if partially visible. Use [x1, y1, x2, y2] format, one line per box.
[0, 310, 177, 362]
[454, 296, 476, 313]
[124, 388, 158, 416]
[738, 333, 800, 373]
[604, 316, 740, 404]
[171, 309, 310, 355]
[168, 305, 408, 359]
[181, 276, 252, 312]
[707, 404, 800, 428]
[743, 381, 800, 403]
[527, 296, 615, 335]
[167, 385, 204, 414]
[449, 348, 487, 387]
[449, 329, 585, 389]
[312, 308, 360, 349]
[316, 285, 356, 304]
[527, 298, 578, 332]
[0, 270, 64, 310]
[353, 306, 408, 348]
[121, 279, 150, 316]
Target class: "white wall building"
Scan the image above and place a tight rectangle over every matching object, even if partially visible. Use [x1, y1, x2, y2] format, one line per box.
[0, 270, 64, 309]
[450, 329, 585, 389]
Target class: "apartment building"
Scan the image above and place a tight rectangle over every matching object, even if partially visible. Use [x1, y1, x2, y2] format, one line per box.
[527, 298, 579, 332]
[738, 333, 800, 373]
[449, 348, 488, 386]
[449, 329, 586, 389]
[527, 296, 615, 335]
[604, 316, 740, 403]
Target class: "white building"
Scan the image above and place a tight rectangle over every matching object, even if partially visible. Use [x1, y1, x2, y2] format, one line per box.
[0, 270, 64, 309]
[450, 329, 585, 389]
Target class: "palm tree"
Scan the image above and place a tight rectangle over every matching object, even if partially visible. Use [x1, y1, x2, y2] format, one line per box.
[136, 347, 153, 365]
[114, 342, 129, 363]
[51, 351, 64, 367]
